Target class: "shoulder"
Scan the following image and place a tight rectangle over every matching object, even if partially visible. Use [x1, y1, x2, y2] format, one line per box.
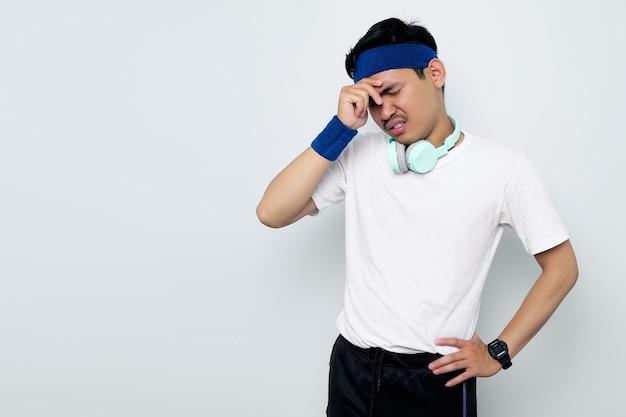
[459, 132, 529, 171]
[463, 132, 523, 159]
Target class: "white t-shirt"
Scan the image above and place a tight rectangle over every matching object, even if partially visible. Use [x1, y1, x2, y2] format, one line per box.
[311, 130, 569, 355]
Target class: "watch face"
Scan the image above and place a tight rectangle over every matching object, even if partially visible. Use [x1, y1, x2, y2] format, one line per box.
[491, 343, 505, 355]
[489, 340, 507, 358]
[488, 339, 512, 369]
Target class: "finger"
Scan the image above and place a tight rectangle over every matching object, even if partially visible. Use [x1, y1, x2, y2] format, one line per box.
[340, 87, 370, 108]
[444, 370, 471, 388]
[429, 350, 462, 372]
[352, 92, 369, 117]
[353, 80, 383, 106]
[356, 77, 383, 89]
[348, 87, 378, 110]
[430, 355, 467, 375]
[343, 79, 383, 107]
[337, 92, 368, 126]
[434, 337, 465, 348]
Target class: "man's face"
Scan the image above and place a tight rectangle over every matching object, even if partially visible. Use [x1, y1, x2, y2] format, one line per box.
[367, 67, 444, 146]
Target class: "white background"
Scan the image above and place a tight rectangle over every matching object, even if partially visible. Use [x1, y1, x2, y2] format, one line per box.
[1, 1, 624, 416]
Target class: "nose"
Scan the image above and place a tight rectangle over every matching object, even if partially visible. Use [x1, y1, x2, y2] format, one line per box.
[379, 99, 396, 122]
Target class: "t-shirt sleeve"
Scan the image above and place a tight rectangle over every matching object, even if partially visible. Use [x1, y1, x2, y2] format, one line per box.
[311, 151, 349, 213]
[500, 155, 570, 255]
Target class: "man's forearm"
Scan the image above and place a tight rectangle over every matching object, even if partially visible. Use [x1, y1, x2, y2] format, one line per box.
[256, 147, 330, 228]
[498, 240, 578, 359]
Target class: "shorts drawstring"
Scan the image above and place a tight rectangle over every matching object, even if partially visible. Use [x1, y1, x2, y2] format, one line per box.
[367, 347, 409, 417]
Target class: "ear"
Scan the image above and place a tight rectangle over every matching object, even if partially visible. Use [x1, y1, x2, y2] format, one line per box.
[427, 58, 446, 88]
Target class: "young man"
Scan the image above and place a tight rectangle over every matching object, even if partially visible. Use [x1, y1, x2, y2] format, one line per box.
[256, 17, 578, 417]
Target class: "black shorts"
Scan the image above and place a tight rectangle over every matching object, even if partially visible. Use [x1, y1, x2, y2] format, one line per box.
[327, 335, 477, 417]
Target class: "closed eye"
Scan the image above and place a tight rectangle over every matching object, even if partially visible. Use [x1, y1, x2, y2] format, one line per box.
[379, 81, 401, 96]
[386, 88, 401, 96]
[370, 83, 402, 107]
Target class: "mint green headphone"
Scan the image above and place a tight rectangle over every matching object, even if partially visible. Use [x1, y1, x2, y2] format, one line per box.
[387, 115, 460, 174]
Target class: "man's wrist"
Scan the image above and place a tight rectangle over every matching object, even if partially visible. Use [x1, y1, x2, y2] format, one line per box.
[310, 115, 358, 161]
[487, 339, 513, 370]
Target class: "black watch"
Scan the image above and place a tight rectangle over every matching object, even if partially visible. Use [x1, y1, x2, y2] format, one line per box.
[487, 339, 512, 369]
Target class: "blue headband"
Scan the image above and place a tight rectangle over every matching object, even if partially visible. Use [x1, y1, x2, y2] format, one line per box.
[352, 43, 438, 83]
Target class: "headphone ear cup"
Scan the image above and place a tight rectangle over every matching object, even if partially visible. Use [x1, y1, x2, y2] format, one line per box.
[388, 139, 409, 173]
[406, 140, 438, 174]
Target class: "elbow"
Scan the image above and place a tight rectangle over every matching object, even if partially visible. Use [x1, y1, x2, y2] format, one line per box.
[256, 196, 315, 228]
[566, 244, 579, 289]
[562, 256, 579, 297]
[536, 239, 579, 294]
[569, 261, 579, 289]
[561, 248, 579, 294]
[256, 201, 287, 229]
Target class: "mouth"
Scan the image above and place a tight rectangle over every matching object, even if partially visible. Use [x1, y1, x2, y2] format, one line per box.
[385, 120, 406, 136]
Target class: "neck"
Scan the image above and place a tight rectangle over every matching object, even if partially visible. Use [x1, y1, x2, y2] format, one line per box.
[434, 114, 461, 151]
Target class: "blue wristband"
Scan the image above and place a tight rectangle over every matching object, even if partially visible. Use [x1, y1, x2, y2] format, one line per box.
[311, 116, 357, 161]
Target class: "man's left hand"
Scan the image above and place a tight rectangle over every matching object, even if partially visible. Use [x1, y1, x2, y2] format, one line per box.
[428, 333, 502, 387]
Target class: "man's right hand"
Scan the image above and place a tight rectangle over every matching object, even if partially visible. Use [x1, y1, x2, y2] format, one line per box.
[337, 78, 383, 130]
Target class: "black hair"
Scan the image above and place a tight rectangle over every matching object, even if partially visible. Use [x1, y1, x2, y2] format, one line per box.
[345, 17, 439, 80]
